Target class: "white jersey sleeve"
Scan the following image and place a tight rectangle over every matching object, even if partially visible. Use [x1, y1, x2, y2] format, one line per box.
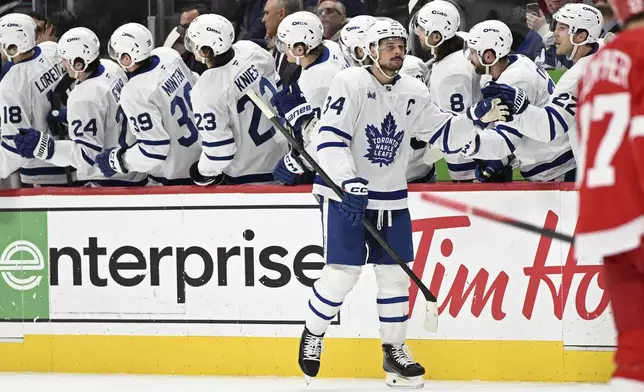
[502, 54, 586, 146]
[0, 85, 30, 177]
[194, 41, 286, 182]
[120, 86, 170, 173]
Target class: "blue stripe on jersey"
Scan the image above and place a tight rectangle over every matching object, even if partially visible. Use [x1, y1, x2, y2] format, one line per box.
[428, 123, 444, 146]
[205, 154, 234, 161]
[447, 161, 478, 172]
[75, 139, 102, 152]
[545, 106, 569, 140]
[138, 139, 171, 146]
[138, 145, 167, 161]
[319, 126, 352, 141]
[496, 124, 523, 138]
[521, 150, 574, 178]
[441, 121, 460, 154]
[2, 135, 14, 140]
[313, 285, 343, 307]
[368, 189, 408, 201]
[148, 176, 193, 186]
[317, 141, 347, 151]
[224, 173, 274, 184]
[81, 149, 95, 166]
[202, 138, 234, 148]
[1, 141, 18, 154]
[379, 315, 409, 323]
[308, 300, 335, 321]
[377, 296, 409, 304]
[20, 166, 70, 176]
[494, 129, 516, 153]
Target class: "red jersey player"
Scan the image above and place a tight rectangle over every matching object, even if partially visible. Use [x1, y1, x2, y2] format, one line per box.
[576, 1, 644, 390]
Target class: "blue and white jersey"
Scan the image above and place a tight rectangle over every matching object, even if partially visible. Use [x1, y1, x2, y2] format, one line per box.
[313, 67, 482, 210]
[465, 54, 576, 181]
[428, 49, 482, 181]
[0, 46, 67, 184]
[192, 40, 287, 183]
[118, 47, 201, 185]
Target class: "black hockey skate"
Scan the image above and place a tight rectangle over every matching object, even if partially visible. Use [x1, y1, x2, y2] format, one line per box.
[298, 327, 324, 384]
[382, 344, 425, 389]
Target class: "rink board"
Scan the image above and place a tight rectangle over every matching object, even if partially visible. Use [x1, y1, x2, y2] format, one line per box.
[0, 184, 615, 381]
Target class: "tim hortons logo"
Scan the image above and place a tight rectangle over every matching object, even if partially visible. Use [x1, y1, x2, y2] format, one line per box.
[407, 210, 608, 321]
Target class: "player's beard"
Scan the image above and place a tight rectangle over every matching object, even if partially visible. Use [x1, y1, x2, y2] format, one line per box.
[380, 56, 404, 75]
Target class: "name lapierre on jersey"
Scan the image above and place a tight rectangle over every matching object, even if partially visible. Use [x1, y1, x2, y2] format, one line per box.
[34, 60, 66, 94]
[161, 66, 188, 97]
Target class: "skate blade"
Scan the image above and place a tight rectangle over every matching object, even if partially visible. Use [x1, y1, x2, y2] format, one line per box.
[304, 374, 312, 386]
[385, 373, 424, 389]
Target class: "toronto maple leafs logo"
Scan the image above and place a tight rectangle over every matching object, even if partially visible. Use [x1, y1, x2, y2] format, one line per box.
[364, 113, 405, 166]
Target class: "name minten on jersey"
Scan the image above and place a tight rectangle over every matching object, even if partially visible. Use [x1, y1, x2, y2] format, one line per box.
[161, 67, 187, 97]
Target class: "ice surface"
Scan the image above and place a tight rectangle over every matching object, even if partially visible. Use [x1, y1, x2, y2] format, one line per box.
[0, 373, 610, 392]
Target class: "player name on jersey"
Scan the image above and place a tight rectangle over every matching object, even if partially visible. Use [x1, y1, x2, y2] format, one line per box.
[35, 63, 66, 94]
[234, 64, 259, 93]
[111, 78, 125, 102]
[161, 67, 188, 98]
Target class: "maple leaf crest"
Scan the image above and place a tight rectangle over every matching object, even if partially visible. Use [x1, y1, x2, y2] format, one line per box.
[363, 112, 405, 167]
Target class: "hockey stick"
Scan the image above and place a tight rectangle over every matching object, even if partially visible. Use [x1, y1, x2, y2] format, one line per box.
[246, 90, 439, 332]
[420, 193, 574, 243]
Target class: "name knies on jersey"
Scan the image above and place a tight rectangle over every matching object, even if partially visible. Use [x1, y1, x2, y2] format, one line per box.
[48, 229, 324, 304]
[234, 64, 260, 93]
[35, 63, 66, 94]
[161, 67, 187, 97]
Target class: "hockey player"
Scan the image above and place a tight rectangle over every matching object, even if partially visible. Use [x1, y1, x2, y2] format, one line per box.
[0, 13, 68, 185]
[297, 19, 511, 388]
[269, 11, 347, 185]
[185, 14, 287, 185]
[462, 20, 576, 182]
[481, 4, 602, 164]
[414, 0, 483, 182]
[95, 23, 201, 185]
[13, 27, 147, 187]
[576, 1, 644, 390]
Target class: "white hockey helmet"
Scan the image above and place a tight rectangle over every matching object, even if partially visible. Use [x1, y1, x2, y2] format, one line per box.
[184, 14, 235, 63]
[366, 18, 408, 78]
[415, 0, 461, 52]
[553, 4, 603, 58]
[0, 13, 37, 59]
[466, 20, 513, 70]
[58, 27, 101, 77]
[276, 11, 324, 63]
[339, 15, 377, 65]
[108, 23, 154, 70]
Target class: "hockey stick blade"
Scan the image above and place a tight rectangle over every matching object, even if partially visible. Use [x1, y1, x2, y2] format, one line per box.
[246, 90, 439, 332]
[421, 193, 574, 243]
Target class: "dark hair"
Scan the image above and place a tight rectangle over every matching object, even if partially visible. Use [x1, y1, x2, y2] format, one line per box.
[47, 10, 79, 40]
[84, 58, 101, 75]
[435, 35, 464, 62]
[624, 12, 644, 28]
[27, 11, 46, 23]
[183, 3, 211, 15]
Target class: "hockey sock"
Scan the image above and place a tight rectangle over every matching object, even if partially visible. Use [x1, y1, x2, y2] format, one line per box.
[375, 264, 411, 346]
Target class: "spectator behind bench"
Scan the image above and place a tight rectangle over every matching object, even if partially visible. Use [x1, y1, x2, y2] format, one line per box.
[263, 0, 303, 86]
[163, 3, 210, 75]
[316, 0, 347, 43]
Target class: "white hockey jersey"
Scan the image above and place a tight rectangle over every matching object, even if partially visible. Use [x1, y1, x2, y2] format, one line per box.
[46, 59, 147, 186]
[192, 40, 287, 183]
[0, 45, 68, 184]
[298, 43, 348, 145]
[429, 49, 482, 181]
[314, 67, 483, 210]
[467, 55, 576, 181]
[400, 55, 435, 183]
[501, 52, 595, 164]
[118, 47, 201, 185]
